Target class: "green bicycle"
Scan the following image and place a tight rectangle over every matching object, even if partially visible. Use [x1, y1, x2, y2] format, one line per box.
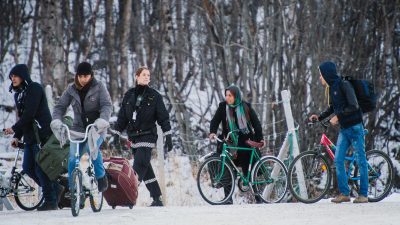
[197, 131, 288, 205]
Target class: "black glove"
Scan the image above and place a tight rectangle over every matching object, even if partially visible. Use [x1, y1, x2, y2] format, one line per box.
[165, 134, 173, 152]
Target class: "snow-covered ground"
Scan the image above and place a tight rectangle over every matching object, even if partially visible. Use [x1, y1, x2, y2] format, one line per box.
[1, 128, 400, 225]
[1, 194, 400, 225]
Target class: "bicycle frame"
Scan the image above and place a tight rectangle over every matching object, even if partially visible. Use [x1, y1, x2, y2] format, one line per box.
[0, 149, 22, 197]
[221, 144, 261, 187]
[318, 129, 378, 183]
[62, 124, 95, 170]
[62, 124, 101, 191]
[214, 132, 263, 188]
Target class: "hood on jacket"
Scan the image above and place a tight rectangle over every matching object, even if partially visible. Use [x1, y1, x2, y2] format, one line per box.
[319, 61, 340, 86]
[9, 64, 32, 84]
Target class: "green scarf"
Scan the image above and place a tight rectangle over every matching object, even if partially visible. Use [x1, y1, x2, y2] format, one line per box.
[225, 85, 250, 146]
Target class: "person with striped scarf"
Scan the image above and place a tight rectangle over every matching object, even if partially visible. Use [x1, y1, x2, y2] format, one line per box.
[209, 84, 265, 204]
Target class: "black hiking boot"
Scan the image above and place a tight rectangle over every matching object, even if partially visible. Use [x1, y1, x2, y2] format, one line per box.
[254, 195, 263, 204]
[150, 197, 164, 207]
[55, 183, 65, 205]
[97, 176, 109, 192]
[222, 197, 233, 205]
[37, 201, 58, 211]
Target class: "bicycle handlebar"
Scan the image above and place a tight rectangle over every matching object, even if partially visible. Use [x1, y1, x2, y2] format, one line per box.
[307, 118, 330, 128]
[212, 130, 238, 143]
[62, 123, 96, 144]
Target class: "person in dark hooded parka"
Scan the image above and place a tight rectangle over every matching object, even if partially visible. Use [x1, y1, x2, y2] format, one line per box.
[309, 61, 368, 204]
[4, 64, 59, 210]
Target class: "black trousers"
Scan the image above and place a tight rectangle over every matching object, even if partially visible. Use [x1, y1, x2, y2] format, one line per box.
[132, 147, 162, 198]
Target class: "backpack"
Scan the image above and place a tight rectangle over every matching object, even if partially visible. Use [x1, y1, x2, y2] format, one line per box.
[342, 76, 377, 113]
[35, 116, 73, 181]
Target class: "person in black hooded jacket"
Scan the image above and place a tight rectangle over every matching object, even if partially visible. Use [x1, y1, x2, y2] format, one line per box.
[114, 66, 172, 206]
[309, 61, 368, 204]
[4, 64, 58, 210]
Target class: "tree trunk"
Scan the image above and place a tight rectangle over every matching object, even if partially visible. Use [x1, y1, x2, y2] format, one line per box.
[104, 0, 119, 101]
[39, 0, 66, 96]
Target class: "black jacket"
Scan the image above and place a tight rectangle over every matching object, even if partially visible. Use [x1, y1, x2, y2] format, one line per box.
[210, 101, 263, 142]
[12, 82, 52, 145]
[318, 62, 363, 128]
[115, 85, 171, 144]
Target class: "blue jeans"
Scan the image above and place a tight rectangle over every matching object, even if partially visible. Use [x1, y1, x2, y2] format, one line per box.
[22, 144, 57, 203]
[335, 123, 368, 197]
[68, 137, 105, 187]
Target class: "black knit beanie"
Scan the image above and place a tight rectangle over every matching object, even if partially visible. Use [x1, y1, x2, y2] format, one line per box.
[76, 62, 93, 76]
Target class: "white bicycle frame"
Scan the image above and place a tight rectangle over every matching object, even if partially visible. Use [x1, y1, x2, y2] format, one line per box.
[61, 124, 97, 190]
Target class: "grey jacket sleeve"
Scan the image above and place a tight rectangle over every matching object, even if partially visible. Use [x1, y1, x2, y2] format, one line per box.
[341, 81, 359, 114]
[52, 85, 73, 121]
[98, 82, 112, 122]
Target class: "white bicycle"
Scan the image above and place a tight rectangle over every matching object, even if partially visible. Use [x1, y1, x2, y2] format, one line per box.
[62, 124, 103, 217]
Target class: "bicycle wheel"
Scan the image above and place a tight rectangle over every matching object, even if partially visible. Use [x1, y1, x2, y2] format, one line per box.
[288, 151, 332, 203]
[14, 172, 44, 210]
[197, 157, 235, 205]
[89, 177, 103, 212]
[70, 169, 83, 217]
[365, 150, 394, 202]
[251, 156, 288, 203]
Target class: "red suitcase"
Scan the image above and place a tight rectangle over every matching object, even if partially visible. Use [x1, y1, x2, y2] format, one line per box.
[103, 157, 139, 209]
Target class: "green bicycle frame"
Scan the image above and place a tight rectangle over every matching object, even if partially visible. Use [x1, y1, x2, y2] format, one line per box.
[217, 142, 262, 187]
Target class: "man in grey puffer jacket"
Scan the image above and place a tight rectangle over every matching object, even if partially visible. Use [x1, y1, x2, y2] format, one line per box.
[52, 62, 112, 192]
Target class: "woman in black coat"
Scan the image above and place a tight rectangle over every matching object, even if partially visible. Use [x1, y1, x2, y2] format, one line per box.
[114, 66, 172, 206]
[209, 84, 264, 203]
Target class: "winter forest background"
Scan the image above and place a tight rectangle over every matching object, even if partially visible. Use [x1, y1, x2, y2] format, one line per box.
[0, 0, 399, 200]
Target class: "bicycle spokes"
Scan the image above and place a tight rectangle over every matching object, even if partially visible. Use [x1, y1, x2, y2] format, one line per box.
[252, 157, 288, 203]
[14, 173, 43, 210]
[197, 157, 235, 205]
[364, 150, 394, 202]
[288, 152, 331, 203]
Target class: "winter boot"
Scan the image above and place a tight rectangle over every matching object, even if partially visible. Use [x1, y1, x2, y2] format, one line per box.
[150, 196, 164, 207]
[331, 194, 350, 203]
[97, 175, 108, 192]
[54, 182, 65, 205]
[37, 201, 58, 211]
[254, 195, 263, 204]
[222, 197, 233, 205]
[353, 195, 368, 203]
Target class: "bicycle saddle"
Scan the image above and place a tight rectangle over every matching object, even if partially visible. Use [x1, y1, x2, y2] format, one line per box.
[245, 140, 264, 148]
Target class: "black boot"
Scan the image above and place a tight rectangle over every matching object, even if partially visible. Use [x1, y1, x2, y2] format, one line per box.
[150, 196, 163, 207]
[254, 195, 263, 204]
[222, 197, 233, 205]
[54, 182, 65, 205]
[37, 201, 58, 211]
[97, 176, 108, 192]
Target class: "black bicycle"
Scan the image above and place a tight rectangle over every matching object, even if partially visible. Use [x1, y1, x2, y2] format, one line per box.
[0, 137, 43, 210]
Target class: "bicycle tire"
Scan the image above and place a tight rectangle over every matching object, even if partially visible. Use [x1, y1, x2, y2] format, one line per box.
[89, 178, 103, 212]
[251, 156, 288, 203]
[14, 172, 44, 211]
[365, 150, 394, 202]
[288, 151, 332, 203]
[70, 169, 83, 217]
[197, 157, 235, 205]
